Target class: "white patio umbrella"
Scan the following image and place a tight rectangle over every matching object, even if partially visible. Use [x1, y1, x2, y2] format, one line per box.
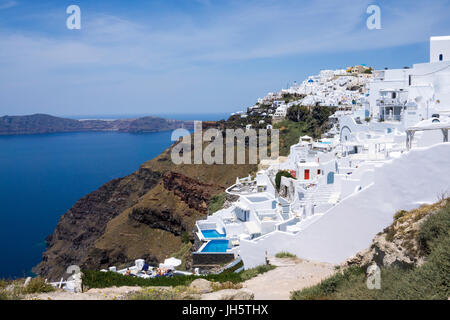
[164, 257, 182, 267]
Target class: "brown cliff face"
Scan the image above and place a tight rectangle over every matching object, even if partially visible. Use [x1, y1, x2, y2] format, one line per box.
[34, 142, 256, 280]
[33, 167, 161, 279]
[163, 172, 214, 214]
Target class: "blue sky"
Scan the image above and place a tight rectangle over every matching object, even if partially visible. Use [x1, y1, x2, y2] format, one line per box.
[0, 0, 449, 116]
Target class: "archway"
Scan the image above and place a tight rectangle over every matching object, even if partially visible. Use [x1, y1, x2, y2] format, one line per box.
[340, 126, 352, 143]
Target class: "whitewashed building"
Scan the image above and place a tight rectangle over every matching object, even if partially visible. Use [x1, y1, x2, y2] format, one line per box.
[193, 38, 450, 269]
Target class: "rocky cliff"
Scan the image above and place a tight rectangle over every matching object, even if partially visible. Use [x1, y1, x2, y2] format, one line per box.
[343, 198, 449, 269]
[33, 112, 328, 280]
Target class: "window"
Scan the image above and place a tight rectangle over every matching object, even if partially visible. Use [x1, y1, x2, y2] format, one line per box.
[317, 169, 321, 175]
[439, 54, 443, 61]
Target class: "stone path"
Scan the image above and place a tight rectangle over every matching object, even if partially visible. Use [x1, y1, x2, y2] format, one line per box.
[242, 258, 336, 300]
[26, 258, 336, 300]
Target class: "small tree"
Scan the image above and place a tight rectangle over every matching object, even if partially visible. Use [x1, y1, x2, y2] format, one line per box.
[287, 105, 310, 122]
[275, 170, 295, 191]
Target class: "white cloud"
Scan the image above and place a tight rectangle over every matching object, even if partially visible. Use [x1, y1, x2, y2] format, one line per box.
[1, 0, 449, 70]
[0, 0, 449, 115]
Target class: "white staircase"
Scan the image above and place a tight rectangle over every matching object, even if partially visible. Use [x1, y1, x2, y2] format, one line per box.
[297, 184, 340, 207]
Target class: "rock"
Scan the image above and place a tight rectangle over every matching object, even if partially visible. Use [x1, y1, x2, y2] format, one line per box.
[163, 172, 214, 214]
[190, 279, 213, 294]
[33, 167, 162, 280]
[341, 202, 448, 270]
[201, 288, 254, 300]
[33, 131, 254, 281]
[73, 272, 83, 293]
[5, 284, 15, 293]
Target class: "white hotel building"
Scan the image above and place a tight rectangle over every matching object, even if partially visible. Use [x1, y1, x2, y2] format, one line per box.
[193, 37, 450, 269]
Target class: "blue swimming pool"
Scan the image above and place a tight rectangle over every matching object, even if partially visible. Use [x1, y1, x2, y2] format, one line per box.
[201, 240, 229, 252]
[247, 196, 270, 203]
[201, 229, 226, 238]
[319, 141, 332, 144]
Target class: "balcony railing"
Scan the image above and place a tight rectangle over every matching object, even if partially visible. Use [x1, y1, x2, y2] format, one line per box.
[381, 114, 402, 121]
[376, 98, 403, 106]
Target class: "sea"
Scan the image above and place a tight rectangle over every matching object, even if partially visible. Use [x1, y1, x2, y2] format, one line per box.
[0, 113, 228, 279]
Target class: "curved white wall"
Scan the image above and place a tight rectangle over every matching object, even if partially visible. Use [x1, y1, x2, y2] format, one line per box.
[239, 143, 450, 268]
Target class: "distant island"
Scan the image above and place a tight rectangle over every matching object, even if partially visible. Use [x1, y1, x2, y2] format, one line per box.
[0, 114, 194, 135]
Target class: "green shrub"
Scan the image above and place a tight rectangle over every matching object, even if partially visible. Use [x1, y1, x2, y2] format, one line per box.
[291, 201, 450, 300]
[418, 204, 450, 255]
[0, 291, 9, 300]
[275, 171, 295, 191]
[384, 226, 396, 242]
[274, 120, 312, 156]
[393, 210, 407, 220]
[275, 108, 335, 156]
[287, 105, 310, 122]
[181, 232, 190, 244]
[19, 277, 54, 294]
[208, 193, 227, 215]
[291, 266, 365, 300]
[0, 279, 8, 289]
[83, 264, 275, 289]
[275, 252, 297, 258]
[239, 265, 276, 282]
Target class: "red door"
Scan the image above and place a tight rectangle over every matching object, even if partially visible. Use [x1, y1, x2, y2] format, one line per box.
[304, 169, 310, 180]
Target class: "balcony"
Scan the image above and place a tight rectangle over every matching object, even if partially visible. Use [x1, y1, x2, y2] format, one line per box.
[376, 98, 403, 107]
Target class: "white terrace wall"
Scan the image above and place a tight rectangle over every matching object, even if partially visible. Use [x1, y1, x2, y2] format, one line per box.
[239, 142, 450, 268]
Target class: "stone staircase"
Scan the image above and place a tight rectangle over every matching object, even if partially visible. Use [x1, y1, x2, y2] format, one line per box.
[297, 184, 340, 207]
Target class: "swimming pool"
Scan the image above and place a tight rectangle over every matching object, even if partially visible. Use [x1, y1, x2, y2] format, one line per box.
[201, 229, 226, 238]
[201, 240, 229, 252]
[319, 141, 332, 145]
[247, 196, 270, 203]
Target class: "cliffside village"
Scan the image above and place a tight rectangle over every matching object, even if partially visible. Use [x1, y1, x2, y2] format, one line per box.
[76, 36, 450, 287]
[192, 35, 450, 269]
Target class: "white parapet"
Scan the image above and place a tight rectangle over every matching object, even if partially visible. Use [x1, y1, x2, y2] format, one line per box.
[239, 142, 450, 268]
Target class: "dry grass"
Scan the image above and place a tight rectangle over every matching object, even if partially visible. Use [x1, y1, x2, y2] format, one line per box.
[211, 281, 243, 291]
[127, 285, 200, 300]
[0, 277, 54, 300]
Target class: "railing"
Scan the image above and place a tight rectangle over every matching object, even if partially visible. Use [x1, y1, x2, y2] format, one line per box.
[381, 114, 402, 121]
[376, 98, 403, 106]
